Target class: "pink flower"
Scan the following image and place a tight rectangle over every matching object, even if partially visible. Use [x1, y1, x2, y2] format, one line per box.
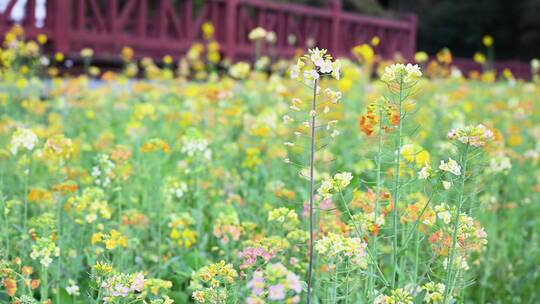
[268, 284, 286, 300]
[289, 257, 298, 266]
[130, 273, 145, 292]
[247, 271, 265, 296]
[286, 272, 302, 293]
[320, 198, 334, 210]
[238, 247, 275, 269]
[290, 295, 301, 303]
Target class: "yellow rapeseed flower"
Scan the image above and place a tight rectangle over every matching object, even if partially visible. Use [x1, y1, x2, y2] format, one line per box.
[482, 35, 493, 47]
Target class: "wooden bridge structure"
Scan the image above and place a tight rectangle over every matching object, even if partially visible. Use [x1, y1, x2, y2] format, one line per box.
[0, 0, 532, 78]
[0, 0, 417, 60]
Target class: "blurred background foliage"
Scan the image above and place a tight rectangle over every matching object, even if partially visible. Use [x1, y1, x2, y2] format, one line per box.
[190, 0, 540, 60]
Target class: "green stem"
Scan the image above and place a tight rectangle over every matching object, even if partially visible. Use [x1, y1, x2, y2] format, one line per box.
[391, 78, 405, 288]
[56, 194, 62, 304]
[344, 259, 350, 304]
[306, 77, 318, 304]
[369, 102, 384, 298]
[338, 191, 388, 286]
[41, 265, 49, 302]
[413, 230, 420, 285]
[1, 191, 9, 258]
[23, 167, 29, 233]
[442, 143, 470, 303]
[156, 159, 163, 276]
[333, 260, 339, 303]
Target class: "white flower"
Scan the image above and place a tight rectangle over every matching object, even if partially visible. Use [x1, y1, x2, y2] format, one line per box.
[317, 178, 334, 199]
[66, 281, 80, 296]
[381, 63, 422, 84]
[442, 180, 452, 190]
[324, 88, 342, 103]
[41, 256, 53, 267]
[303, 69, 319, 85]
[374, 294, 388, 304]
[531, 58, 540, 71]
[248, 27, 267, 40]
[282, 115, 293, 124]
[439, 158, 461, 176]
[85, 213, 97, 223]
[334, 172, 353, 189]
[320, 59, 333, 74]
[309, 47, 326, 67]
[437, 209, 452, 224]
[418, 164, 430, 180]
[229, 62, 250, 79]
[10, 127, 38, 155]
[404, 63, 422, 82]
[290, 64, 300, 79]
[331, 60, 341, 80]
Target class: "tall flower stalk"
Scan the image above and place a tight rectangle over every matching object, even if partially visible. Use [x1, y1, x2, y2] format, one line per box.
[289, 47, 341, 303]
[391, 78, 404, 287]
[380, 63, 422, 287]
[307, 77, 318, 303]
[442, 142, 469, 303]
[442, 124, 493, 303]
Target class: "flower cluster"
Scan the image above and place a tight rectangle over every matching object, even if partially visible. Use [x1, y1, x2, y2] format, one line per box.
[102, 272, 145, 301]
[427, 203, 488, 261]
[381, 63, 422, 85]
[163, 176, 188, 201]
[92, 229, 128, 250]
[246, 263, 302, 303]
[401, 143, 431, 168]
[290, 47, 341, 84]
[181, 133, 211, 160]
[191, 261, 238, 303]
[422, 282, 446, 303]
[92, 264, 172, 303]
[91, 153, 116, 188]
[140, 138, 171, 154]
[65, 187, 111, 224]
[375, 288, 413, 304]
[9, 127, 38, 155]
[314, 232, 368, 267]
[317, 172, 354, 199]
[168, 213, 197, 248]
[30, 237, 60, 268]
[268, 207, 300, 231]
[213, 208, 243, 244]
[229, 62, 251, 79]
[438, 158, 461, 176]
[44, 134, 74, 159]
[447, 124, 494, 147]
[237, 246, 275, 270]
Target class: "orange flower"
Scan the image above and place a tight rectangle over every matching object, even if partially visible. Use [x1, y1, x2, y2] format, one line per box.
[2, 278, 17, 297]
[21, 266, 33, 276]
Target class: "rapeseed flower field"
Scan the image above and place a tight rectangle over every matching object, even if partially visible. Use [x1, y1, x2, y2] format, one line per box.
[1, 25, 539, 303]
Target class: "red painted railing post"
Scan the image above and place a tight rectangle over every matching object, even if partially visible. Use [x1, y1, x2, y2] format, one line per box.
[184, 0, 193, 39]
[330, 0, 342, 56]
[108, 0, 118, 52]
[54, 0, 70, 53]
[407, 14, 417, 61]
[225, 0, 238, 61]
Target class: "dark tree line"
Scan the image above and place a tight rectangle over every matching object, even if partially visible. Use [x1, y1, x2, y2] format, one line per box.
[386, 0, 540, 60]
[215, 0, 540, 60]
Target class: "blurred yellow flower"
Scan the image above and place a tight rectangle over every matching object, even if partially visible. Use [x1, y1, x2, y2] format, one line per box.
[37, 34, 47, 45]
[482, 35, 494, 47]
[474, 52, 486, 64]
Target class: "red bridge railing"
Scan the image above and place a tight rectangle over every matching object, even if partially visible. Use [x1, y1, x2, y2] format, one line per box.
[0, 0, 416, 61]
[1, 0, 532, 79]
